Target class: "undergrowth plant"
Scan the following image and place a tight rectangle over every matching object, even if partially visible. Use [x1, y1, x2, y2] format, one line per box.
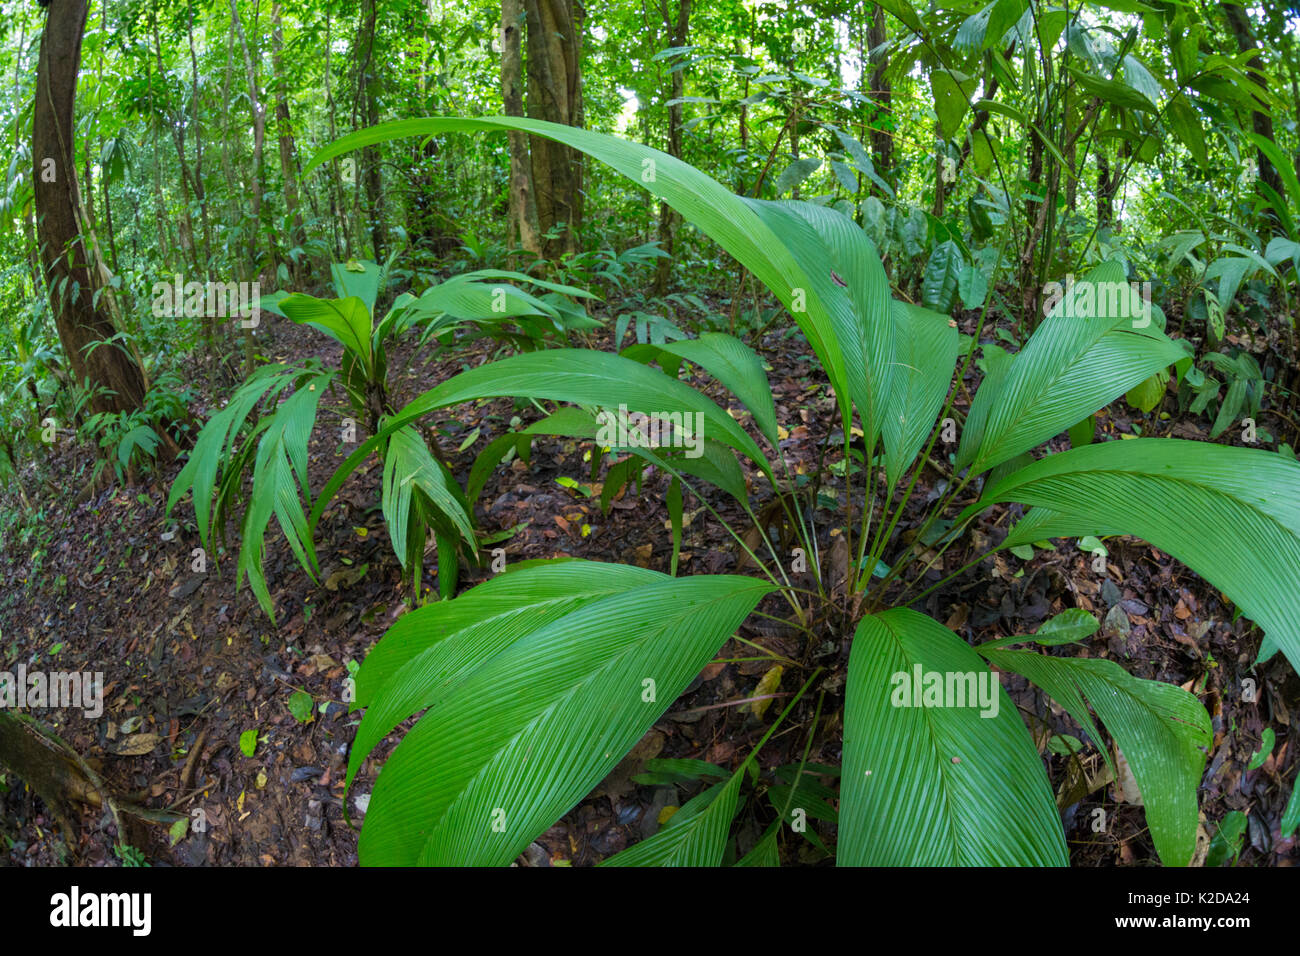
[300, 117, 1300, 867]
[167, 257, 596, 619]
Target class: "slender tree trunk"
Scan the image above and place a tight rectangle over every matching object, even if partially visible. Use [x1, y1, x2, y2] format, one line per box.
[187, 0, 213, 273]
[866, 1, 893, 185]
[150, 7, 200, 275]
[354, 0, 385, 261]
[272, 2, 307, 283]
[33, 0, 146, 416]
[230, 0, 266, 271]
[323, 10, 347, 259]
[1222, 4, 1285, 208]
[653, 0, 690, 295]
[230, 0, 266, 374]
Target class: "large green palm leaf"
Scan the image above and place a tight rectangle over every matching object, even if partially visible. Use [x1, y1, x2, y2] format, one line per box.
[967, 438, 1300, 674]
[353, 562, 774, 865]
[979, 646, 1210, 866]
[840, 609, 1067, 865]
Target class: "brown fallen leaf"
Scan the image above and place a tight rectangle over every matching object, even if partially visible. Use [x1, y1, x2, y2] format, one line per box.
[111, 733, 163, 756]
[1112, 746, 1143, 805]
[324, 563, 369, 591]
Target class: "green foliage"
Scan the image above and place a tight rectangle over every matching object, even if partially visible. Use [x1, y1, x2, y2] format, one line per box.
[310, 118, 1300, 867]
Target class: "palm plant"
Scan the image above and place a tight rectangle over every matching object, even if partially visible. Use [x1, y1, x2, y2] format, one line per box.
[301, 117, 1300, 866]
[166, 256, 596, 619]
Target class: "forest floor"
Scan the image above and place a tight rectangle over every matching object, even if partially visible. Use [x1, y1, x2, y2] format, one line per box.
[1, 302, 1296, 867]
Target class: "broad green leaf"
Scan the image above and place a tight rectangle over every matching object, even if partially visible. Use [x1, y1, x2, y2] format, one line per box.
[381, 424, 475, 572]
[978, 608, 1100, 649]
[956, 0, 1026, 52]
[310, 349, 772, 543]
[774, 156, 822, 194]
[980, 647, 1210, 865]
[1067, 414, 1095, 448]
[972, 438, 1300, 675]
[882, 300, 957, 487]
[957, 264, 988, 309]
[623, 331, 779, 446]
[1126, 369, 1168, 413]
[932, 71, 977, 139]
[840, 609, 1067, 865]
[601, 773, 744, 866]
[237, 372, 332, 621]
[304, 117, 853, 434]
[921, 240, 963, 314]
[956, 261, 1184, 474]
[353, 566, 774, 864]
[279, 295, 374, 372]
[167, 364, 307, 554]
[739, 198, 896, 451]
[1205, 810, 1247, 867]
[1283, 772, 1300, 839]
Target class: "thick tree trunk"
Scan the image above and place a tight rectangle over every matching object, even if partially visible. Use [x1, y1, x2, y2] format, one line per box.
[524, 0, 584, 260]
[33, 0, 145, 417]
[0, 710, 96, 840]
[501, 0, 541, 257]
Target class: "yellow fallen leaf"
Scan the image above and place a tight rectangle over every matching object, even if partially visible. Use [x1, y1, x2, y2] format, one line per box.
[658, 805, 679, 824]
[747, 664, 784, 719]
[256, 770, 268, 790]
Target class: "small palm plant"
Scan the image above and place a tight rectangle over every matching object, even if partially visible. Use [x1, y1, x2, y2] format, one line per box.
[167, 256, 596, 619]
[304, 118, 1300, 866]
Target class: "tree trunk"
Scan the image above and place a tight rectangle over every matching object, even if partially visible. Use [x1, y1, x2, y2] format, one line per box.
[501, 0, 541, 257]
[524, 0, 584, 260]
[653, 0, 690, 295]
[355, 0, 386, 261]
[272, 2, 307, 283]
[33, 0, 145, 417]
[0, 710, 97, 841]
[866, 1, 893, 185]
[1222, 4, 1285, 209]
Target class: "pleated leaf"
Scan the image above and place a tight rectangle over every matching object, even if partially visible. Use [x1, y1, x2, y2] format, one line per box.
[166, 363, 306, 555]
[882, 300, 958, 487]
[600, 774, 744, 866]
[236, 372, 333, 621]
[967, 438, 1300, 675]
[840, 608, 1067, 865]
[622, 331, 779, 447]
[380, 424, 475, 569]
[354, 564, 774, 865]
[278, 295, 374, 373]
[304, 116, 855, 432]
[739, 197, 896, 448]
[309, 349, 772, 538]
[347, 561, 666, 792]
[956, 261, 1184, 474]
[979, 648, 1210, 866]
